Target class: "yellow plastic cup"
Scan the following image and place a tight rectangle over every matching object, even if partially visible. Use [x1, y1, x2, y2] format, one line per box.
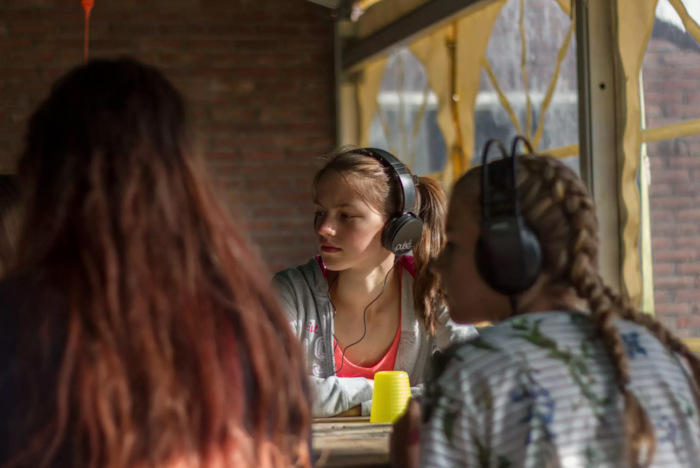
[370, 370, 411, 424]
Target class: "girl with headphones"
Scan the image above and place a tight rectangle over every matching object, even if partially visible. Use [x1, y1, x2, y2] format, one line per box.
[274, 147, 477, 417]
[391, 140, 700, 468]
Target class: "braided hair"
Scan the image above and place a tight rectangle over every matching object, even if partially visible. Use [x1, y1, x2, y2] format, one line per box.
[461, 154, 700, 467]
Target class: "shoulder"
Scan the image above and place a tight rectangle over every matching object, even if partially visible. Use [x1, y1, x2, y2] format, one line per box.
[272, 258, 329, 326]
[433, 307, 479, 348]
[272, 257, 325, 295]
[430, 312, 587, 383]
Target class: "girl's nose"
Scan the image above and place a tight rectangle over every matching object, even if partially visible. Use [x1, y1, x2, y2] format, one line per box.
[316, 218, 336, 237]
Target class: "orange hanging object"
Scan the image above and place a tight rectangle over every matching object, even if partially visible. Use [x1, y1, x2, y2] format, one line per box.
[82, 0, 95, 61]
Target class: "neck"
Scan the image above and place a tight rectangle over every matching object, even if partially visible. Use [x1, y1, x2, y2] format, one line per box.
[332, 255, 399, 316]
[516, 286, 587, 316]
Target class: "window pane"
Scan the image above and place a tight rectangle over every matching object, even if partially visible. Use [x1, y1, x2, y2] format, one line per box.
[646, 135, 700, 337]
[369, 48, 447, 175]
[642, 0, 700, 127]
[474, 0, 578, 167]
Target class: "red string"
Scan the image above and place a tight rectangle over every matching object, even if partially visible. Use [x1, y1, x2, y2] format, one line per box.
[82, 0, 94, 61]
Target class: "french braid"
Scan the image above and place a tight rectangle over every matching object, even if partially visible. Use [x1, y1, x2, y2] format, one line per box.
[517, 155, 663, 466]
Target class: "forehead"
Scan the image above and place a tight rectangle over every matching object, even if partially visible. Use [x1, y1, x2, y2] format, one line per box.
[314, 171, 373, 208]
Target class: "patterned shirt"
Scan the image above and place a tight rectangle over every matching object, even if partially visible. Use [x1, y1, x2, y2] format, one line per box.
[420, 311, 700, 467]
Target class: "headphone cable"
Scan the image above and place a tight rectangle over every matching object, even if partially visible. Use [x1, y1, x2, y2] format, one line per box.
[329, 259, 400, 375]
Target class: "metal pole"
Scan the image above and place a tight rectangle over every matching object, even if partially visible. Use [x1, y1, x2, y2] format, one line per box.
[575, 0, 622, 292]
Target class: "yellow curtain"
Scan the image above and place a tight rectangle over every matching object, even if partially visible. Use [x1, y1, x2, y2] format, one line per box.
[408, 1, 506, 187]
[409, 27, 454, 182]
[613, 0, 658, 307]
[668, 0, 700, 44]
[455, 0, 508, 181]
[356, 57, 389, 147]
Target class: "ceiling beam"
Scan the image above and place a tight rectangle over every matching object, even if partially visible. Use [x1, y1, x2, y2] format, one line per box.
[341, 0, 497, 72]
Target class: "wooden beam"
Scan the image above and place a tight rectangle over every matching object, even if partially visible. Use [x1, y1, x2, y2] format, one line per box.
[341, 0, 497, 71]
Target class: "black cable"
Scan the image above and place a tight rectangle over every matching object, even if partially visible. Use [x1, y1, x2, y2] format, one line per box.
[330, 259, 400, 375]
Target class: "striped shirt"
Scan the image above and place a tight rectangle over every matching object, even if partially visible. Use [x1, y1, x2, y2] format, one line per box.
[420, 311, 700, 467]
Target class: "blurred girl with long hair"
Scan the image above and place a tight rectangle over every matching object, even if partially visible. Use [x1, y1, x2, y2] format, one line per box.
[0, 57, 311, 468]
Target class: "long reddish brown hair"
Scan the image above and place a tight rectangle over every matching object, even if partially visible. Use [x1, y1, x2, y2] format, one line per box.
[0, 175, 20, 276]
[5, 57, 311, 468]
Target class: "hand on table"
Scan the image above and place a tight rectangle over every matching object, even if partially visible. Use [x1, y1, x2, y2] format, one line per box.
[335, 405, 362, 417]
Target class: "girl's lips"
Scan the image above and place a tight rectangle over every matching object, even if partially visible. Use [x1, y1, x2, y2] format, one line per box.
[321, 246, 342, 253]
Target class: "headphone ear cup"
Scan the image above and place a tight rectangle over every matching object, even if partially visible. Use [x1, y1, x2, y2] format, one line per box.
[475, 234, 499, 290]
[518, 227, 542, 289]
[476, 222, 542, 295]
[382, 213, 423, 256]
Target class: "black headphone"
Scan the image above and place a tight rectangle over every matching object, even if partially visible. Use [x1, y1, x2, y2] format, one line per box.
[476, 136, 542, 296]
[363, 148, 423, 256]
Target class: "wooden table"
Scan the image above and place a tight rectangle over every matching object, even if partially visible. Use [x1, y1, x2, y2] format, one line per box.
[312, 417, 392, 467]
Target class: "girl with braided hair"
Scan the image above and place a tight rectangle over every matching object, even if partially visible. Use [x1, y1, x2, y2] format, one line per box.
[392, 151, 700, 467]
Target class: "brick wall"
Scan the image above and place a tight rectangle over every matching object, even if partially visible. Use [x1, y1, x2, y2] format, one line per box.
[643, 29, 700, 337]
[0, 0, 336, 273]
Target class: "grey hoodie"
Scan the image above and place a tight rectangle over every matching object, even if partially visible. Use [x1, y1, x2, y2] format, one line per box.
[273, 257, 477, 417]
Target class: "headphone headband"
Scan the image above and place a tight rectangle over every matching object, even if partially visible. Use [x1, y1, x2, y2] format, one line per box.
[363, 147, 418, 214]
[355, 147, 423, 256]
[476, 136, 542, 298]
[480, 139, 509, 222]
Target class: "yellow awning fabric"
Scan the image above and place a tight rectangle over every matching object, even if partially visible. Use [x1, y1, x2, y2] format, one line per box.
[613, 0, 658, 307]
[409, 27, 454, 175]
[357, 57, 389, 147]
[668, 0, 700, 45]
[454, 1, 507, 177]
[641, 119, 700, 143]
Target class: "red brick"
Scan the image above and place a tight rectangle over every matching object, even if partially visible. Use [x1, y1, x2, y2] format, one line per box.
[677, 316, 700, 329]
[677, 263, 700, 274]
[0, 0, 335, 271]
[652, 263, 674, 276]
[677, 209, 700, 220]
[674, 237, 700, 247]
[653, 249, 699, 261]
[651, 170, 690, 183]
[656, 303, 691, 315]
[676, 290, 700, 302]
[654, 276, 695, 288]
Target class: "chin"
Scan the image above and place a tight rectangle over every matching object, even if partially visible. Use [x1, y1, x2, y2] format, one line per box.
[319, 254, 350, 271]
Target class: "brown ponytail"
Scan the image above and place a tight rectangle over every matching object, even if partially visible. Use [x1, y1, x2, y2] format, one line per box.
[413, 176, 447, 334]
